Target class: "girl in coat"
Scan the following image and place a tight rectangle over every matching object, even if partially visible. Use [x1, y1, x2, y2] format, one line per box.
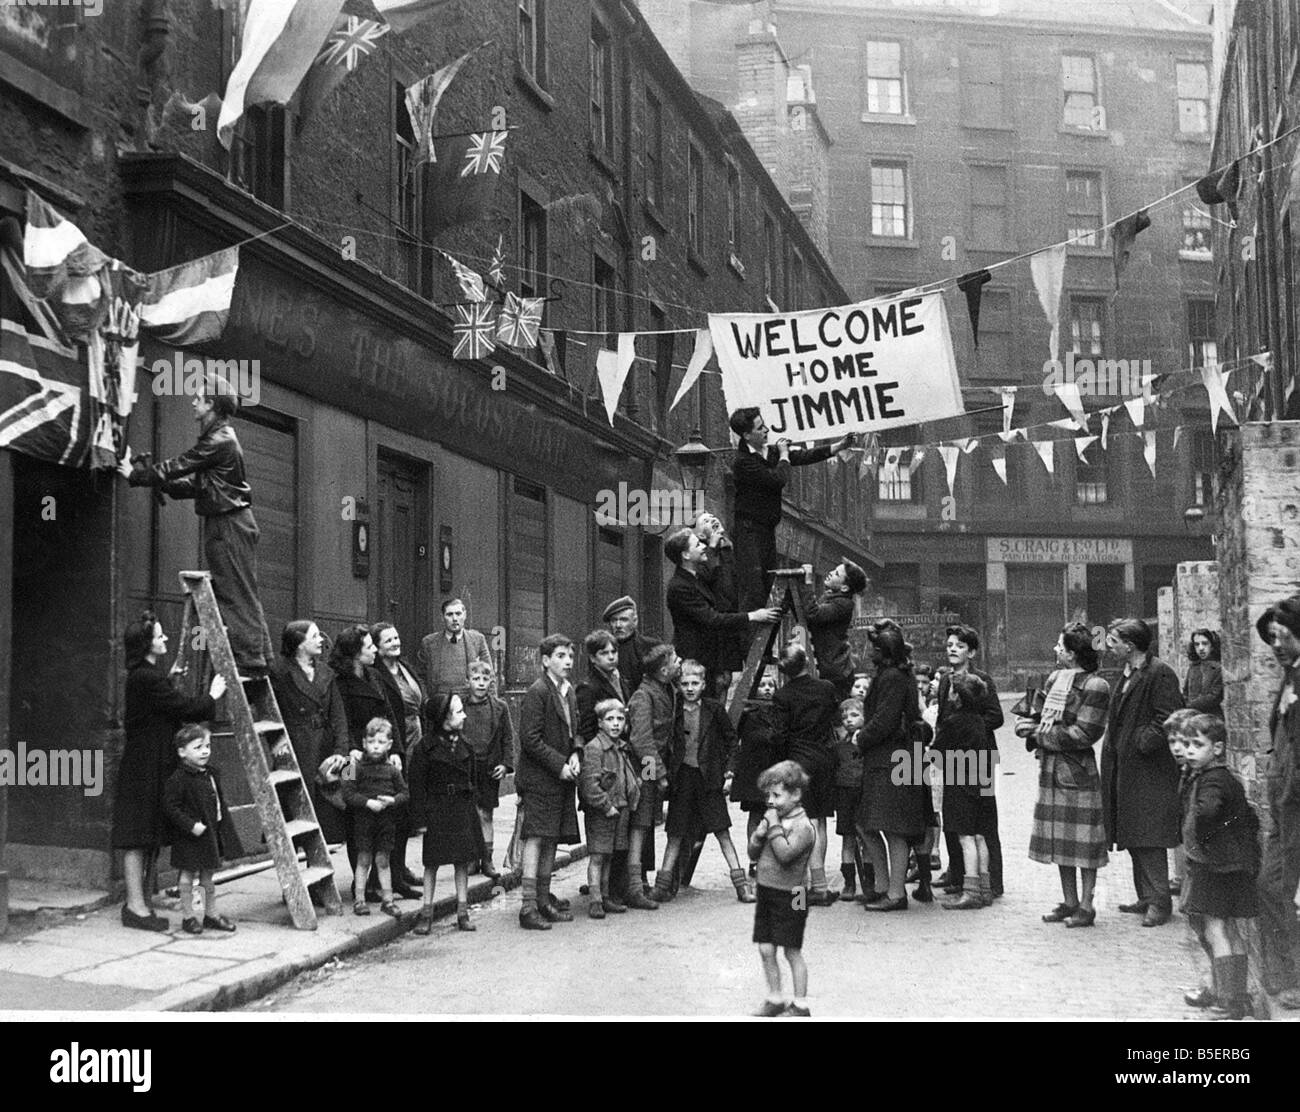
[115, 611, 226, 932]
[937, 673, 997, 910]
[409, 693, 481, 934]
[1178, 714, 1260, 1020]
[732, 668, 779, 877]
[1184, 629, 1224, 719]
[1020, 622, 1111, 928]
[162, 724, 241, 935]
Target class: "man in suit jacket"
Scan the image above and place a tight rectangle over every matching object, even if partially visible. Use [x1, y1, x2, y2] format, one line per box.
[1102, 618, 1184, 927]
[729, 406, 854, 611]
[802, 561, 869, 700]
[604, 596, 659, 693]
[515, 634, 583, 930]
[664, 528, 779, 695]
[936, 625, 1006, 899]
[418, 598, 492, 700]
[1255, 597, 1300, 999]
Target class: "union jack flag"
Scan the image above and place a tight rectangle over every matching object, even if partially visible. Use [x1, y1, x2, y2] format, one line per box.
[317, 17, 390, 71]
[452, 302, 498, 361]
[461, 131, 508, 177]
[488, 234, 506, 287]
[495, 292, 544, 350]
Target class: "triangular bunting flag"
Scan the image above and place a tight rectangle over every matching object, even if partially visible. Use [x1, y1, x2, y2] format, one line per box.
[1143, 430, 1157, 478]
[1032, 439, 1055, 475]
[406, 42, 491, 165]
[1172, 426, 1181, 451]
[937, 444, 960, 493]
[1101, 411, 1111, 450]
[1075, 435, 1098, 463]
[670, 329, 713, 411]
[1123, 396, 1145, 429]
[1112, 209, 1151, 291]
[1030, 243, 1068, 364]
[908, 447, 927, 476]
[1249, 351, 1273, 371]
[596, 334, 637, 425]
[539, 328, 566, 379]
[442, 252, 486, 302]
[959, 437, 979, 455]
[997, 429, 1021, 444]
[1052, 380, 1089, 429]
[956, 269, 992, 347]
[1000, 386, 1017, 434]
[1047, 418, 1076, 431]
[1200, 362, 1238, 433]
[991, 445, 1008, 486]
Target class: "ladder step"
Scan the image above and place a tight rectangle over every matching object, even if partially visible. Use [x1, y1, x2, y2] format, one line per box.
[301, 865, 335, 887]
[253, 720, 284, 736]
[268, 769, 301, 787]
[284, 819, 320, 840]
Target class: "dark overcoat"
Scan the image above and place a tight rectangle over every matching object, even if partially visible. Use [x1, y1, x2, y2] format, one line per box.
[112, 662, 216, 850]
[772, 673, 840, 819]
[1101, 656, 1184, 849]
[668, 697, 738, 791]
[515, 675, 582, 844]
[408, 731, 480, 866]
[268, 656, 351, 843]
[731, 703, 778, 808]
[666, 566, 751, 677]
[333, 665, 392, 749]
[576, 667, 631, 743]
[163, 763, 243, 872]
[1183, 659, 1224, 718]
[615, 631, 660, 694]
[855, 664, 926, 839]
[802, 591, 857, 683]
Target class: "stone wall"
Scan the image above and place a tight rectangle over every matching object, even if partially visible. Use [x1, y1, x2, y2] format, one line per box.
[1166, 560, 1220, 686]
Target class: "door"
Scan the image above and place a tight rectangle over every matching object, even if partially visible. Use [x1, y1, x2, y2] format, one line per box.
[236, 410, 298, 640]
[1005, 564, 1066, 669]
[377, 453, 429, 652]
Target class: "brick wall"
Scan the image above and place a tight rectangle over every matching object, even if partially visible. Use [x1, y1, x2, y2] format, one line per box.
[1164, 560, 1220, 685]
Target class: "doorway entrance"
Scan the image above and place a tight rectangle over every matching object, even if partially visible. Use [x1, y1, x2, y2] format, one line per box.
[1005, 563, 1065, 670]
[376, 452, 430, 652]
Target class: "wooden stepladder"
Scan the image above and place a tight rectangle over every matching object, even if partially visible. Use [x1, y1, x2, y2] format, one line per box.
[172, 571, 341, 929]
[725, 566, 820, 727]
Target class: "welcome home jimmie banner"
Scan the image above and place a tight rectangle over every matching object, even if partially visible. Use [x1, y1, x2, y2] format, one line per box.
[708, 291, 964, 438]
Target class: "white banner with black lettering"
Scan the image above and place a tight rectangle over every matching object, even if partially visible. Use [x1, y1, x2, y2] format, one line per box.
[708, 291, 964, 439]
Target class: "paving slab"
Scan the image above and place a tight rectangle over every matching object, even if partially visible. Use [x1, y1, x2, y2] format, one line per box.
[64, 950, 240, 991]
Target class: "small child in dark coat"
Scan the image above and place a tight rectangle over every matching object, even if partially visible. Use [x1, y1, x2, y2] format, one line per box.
[579, 699, 641, 919]
[461, 660, 514, 880]
[1177, 714, 1260, 1020]
[162, 724, 241, 935]
[732, 669, 779, 855]
[936, 673, 997, 910]
[834, 698, 867, 898]
[343, 717, 409, 919]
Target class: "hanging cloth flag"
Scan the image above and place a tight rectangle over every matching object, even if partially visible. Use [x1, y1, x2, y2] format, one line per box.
[937, 444, 960, 494]
[495, 292, 544, 349]
[538, 329, 565, 378]
[406, 42, 492, 165]
[1100, 410, 1112, 451]
[1143, 431, 1158, 478]
[1030, 243, 1068, 365]
[908, 447, 927, 476]
[488, 234, 506, 288]
[1172, 426, 1181, 451]
[217, 0, 347, 149]
[990, 444, 1008, 486]
[1052, 380, 1089, 429]
[959, 437, 979, 454]
[1200, 362, 1238, 433]
[997, 429, 1021, 445]
[881, 447, 903, 486]
[1249, 351, 1273, 372]
[452, 301, 497, 360]
[374, 0, 456, 34]
[1123, 395, 1145, 429]
[670, 329, 713, 412]
[596, 334, 637, 425]
[423, 130, 507, 237]
[442, 251, 486, 302]
[86, 262, 149, 469]
[1046, 418, 1076, 431]
[1000, 386, 1017, 434]
[23, 190, 109, 302]
[956, 269, 992, 347]
[1111, 209, 1151, 292]
[1195, 159, 1242, 223]
[296, 15, 391, 130]
[139, 246, 240, 346]
[1032, 439, 1055, 475]
[1075, 434, 1098, 463]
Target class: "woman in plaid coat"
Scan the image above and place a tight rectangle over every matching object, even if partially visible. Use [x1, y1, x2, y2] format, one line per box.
[1017, 622, 1111, 929]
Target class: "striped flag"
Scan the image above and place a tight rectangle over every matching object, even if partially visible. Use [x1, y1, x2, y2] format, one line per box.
[406, 42, 491, 165]
[23, 190, 108, 302]
[218, 0, 347, 149]
[452, 302, 497, 361]
[139, 247, 240, 346]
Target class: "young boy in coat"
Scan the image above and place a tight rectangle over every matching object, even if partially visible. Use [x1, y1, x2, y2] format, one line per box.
[625, 642, 681, 910]
[342, 717, 409, 918]
[834, 697, 867, 899]
[654, 659, 754, 904]
[579, 699, 641, 918]
[515, 635, 583, 930]
[461, 660, 513, 881]
[162, 724, 241, 935]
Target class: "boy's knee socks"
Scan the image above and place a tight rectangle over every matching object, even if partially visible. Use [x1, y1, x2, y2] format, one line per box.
[810, 867, 827, 894]
[521, 877, 538, 913]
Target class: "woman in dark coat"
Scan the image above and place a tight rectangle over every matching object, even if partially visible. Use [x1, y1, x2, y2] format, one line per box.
[330, 625, 393, 900]
[1184, 629, 1224, 719]
[268, 621, 351, 846]
[1020, 622, 1112, 928]
[113, 610, 226, 932]
[772, 643, 841, 905]
[409, 692, 481, 934]
[856, 622, 926, 911]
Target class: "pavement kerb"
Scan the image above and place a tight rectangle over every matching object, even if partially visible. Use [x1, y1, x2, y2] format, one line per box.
[134, 844, 589, 1012]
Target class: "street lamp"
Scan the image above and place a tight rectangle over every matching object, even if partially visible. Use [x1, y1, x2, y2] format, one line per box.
[674, 427, 712, 495]
[1183, 504, 1205, 531]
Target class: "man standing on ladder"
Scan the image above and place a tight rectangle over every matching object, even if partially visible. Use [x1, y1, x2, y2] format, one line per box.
[126, 379, 273, 676]
[728, 407, 855, 612]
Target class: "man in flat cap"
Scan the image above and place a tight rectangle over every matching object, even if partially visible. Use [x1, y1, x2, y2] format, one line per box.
[1256, 596, 1300, 1004]
[604, 596, 659, 694]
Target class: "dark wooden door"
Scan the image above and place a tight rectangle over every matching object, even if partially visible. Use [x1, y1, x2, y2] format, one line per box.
[377, 454, 428, 650]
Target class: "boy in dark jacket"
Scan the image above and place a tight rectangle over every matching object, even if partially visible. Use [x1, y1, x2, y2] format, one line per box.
[834, 697, 867, 898]
[654, 660, 754, 904]
[579, 699, 641, 918]
[162, 724, 241, 935]
[343, 717, 409, 918]
[461, 660, 514, 880]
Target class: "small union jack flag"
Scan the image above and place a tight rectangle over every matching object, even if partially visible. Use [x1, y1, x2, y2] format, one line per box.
[495, 292, 544, 350]
[453, 302, 497, 360]
[318, 17, 390, 71]
[488, 234, 506, 287]
[442, 252, 486, 302]
[460, 131, 508, 177]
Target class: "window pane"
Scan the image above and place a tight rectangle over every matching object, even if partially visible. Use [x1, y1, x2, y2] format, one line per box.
[1070, 300, 1105, 355]
[1066, 172, 1103, 245]
[866, 41, 901, 77]
[970, 165, 1007, 247]
[865, 41, 904, 114]
[871, 163, 908, 237]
